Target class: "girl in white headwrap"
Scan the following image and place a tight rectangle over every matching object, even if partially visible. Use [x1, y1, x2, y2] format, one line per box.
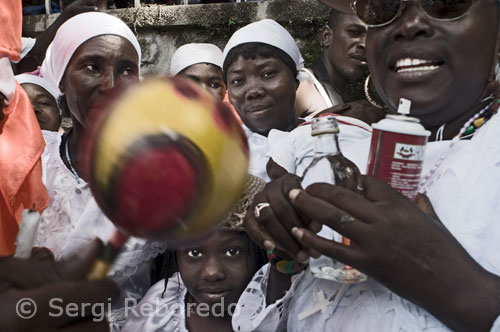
[15, 73, 61, 132]
[35, 12, 166, 331]
[170, 43, 226, 100]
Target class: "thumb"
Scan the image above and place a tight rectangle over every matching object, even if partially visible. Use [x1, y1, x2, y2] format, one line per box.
[415, 193, 441, 223]
[57, 238, 104, 280]
[266, 158, 289, 180]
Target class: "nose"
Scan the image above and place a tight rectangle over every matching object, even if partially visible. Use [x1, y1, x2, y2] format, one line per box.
[245, 78, 265, 100]
[356, 34, 366, 51]
[200, 256, 225, 282]
[98, 67, 115, 93]
[392, 2, 434, 41]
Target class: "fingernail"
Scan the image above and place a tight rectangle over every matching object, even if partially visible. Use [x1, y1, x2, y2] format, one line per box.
[263, 240, 275, 251]
[291, 227, 304, 240]
[296, 250, 310, 264]
[289, 189, 301, 201]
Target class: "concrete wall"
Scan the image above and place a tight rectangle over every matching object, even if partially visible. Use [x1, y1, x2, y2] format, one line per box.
[22, 0, 330, 75]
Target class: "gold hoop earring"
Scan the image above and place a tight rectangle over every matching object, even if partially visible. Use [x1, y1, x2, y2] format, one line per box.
[364, 75, 385, 109]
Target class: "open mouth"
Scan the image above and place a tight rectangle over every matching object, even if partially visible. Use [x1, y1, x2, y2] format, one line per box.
[393, 58, 444, 73]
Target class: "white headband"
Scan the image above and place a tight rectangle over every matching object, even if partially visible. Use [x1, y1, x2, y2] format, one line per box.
[40, 12, 141, 96]
[170, 43, 223, 76]
[15, 73, 60, 102]
[223, 19, 303, 71]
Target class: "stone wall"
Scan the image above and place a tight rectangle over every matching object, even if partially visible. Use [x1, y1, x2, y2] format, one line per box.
[22, 0, 330, 75]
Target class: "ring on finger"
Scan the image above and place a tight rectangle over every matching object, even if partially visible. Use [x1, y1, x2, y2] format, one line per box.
[254, 202, 271, 218]
[339, 213, 357, 229]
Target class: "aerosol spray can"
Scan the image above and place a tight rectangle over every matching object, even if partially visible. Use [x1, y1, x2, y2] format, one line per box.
[366, 98, 431, 201]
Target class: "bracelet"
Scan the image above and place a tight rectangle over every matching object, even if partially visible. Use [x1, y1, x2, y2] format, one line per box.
[267, 249, 308, 275]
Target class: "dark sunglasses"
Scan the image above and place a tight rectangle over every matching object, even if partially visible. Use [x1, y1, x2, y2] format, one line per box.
[351, 0, 473, 27]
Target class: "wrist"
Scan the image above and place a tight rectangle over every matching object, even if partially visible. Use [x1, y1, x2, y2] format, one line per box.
[267, 249, 307, 275]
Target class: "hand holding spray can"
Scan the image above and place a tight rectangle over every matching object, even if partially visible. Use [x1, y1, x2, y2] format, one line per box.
[366, 99, 431, 201]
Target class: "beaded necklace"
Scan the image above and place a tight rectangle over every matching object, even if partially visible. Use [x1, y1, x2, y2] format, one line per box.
[64, 130, 81, 184]
[418, 97, 498, 193]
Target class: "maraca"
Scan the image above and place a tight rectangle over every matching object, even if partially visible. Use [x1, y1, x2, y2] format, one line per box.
[78, 77, 249, 278]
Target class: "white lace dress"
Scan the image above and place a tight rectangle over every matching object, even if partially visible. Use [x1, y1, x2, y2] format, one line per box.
[233, 112, 500, 331]
[35, 131, 167, 331]
[121, 273, 188, 332]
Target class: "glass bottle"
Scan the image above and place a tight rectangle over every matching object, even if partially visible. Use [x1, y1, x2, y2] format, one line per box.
[301, 116, 367, 284]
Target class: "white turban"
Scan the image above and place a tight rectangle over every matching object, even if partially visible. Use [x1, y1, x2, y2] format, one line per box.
[40, 12, 141, 96]
[170, 43, 223, 76]
[15, 73, 60, 102]
[222, 19, 303, 72]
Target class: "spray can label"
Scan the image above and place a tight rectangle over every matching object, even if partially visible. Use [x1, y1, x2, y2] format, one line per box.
[366, 115, 430, 201]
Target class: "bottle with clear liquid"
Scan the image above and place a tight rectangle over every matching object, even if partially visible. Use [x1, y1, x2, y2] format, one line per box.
[301, 116, 367, 284]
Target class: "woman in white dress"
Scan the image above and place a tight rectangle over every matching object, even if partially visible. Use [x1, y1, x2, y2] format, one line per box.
[35, 12, 166, 330]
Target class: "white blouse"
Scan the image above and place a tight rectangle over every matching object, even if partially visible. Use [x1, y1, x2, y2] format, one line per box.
[233, 112, 500, 332]
[122, 273, 188, 332]
[35, 131, 167, 331]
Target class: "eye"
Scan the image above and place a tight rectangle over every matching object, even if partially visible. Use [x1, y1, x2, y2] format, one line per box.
[120, 67, 136, 76]
[187, 249, 202, 258]
[209, 81, 221, 89]
[85, 63, 100, 72]
[224, 248, 241, 257]
[347, 29, 365, 38]
[229, 77, 244, 86]
[262, 71, 277, 79]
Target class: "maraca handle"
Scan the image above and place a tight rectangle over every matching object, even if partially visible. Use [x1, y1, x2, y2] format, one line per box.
[87, 230, 129, 280]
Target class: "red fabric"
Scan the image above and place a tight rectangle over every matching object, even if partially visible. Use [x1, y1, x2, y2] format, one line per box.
[0, 0, 22, 61]
[0, 84, 49, 256]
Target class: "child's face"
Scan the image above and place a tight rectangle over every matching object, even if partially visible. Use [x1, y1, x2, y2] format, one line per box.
[177, 230, 257, 311]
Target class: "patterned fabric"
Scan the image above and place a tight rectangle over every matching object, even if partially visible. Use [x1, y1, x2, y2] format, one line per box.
[35, 131, 167, 331]
[122, 273, 189, 332]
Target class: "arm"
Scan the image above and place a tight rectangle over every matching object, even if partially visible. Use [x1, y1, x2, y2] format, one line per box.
[17, 0, 106, 72]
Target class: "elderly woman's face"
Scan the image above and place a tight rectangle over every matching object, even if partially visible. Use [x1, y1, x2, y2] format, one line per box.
[60, 35, 140, 127]
[366, 0, 499, 128]
[227, 55, 297, 136]
[21, 83, 60, 132]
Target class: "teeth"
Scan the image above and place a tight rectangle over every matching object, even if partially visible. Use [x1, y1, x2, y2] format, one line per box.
[396, 58, 436, 69]
[397, 65, 439, 73]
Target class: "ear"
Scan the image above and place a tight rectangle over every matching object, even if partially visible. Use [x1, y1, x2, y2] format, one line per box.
[59, 76, 66, 94]
[321, 25, 333, 48]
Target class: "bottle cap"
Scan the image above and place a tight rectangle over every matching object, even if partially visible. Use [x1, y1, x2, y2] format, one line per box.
[311, 116, 340, 136]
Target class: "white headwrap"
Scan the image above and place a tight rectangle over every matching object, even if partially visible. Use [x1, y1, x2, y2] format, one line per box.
[222, 19, 304, 72]
[170, 43, 223, 76]
[15, 73, 60, 102]
[40, 12, 141, 96]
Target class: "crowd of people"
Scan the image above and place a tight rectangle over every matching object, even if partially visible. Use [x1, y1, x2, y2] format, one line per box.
[1, 0, 500, 331]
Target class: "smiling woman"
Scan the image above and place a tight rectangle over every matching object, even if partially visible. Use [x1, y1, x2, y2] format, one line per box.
[237, 0, 500, 332]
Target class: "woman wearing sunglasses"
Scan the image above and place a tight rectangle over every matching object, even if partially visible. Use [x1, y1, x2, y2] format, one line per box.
[234, 0, 500, 331]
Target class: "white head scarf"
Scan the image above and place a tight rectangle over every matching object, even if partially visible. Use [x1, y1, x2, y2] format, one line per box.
[40, 12, 141, 96]
[222, 19, 304, 72]
[170, 43, 223, 76]
[15, 73, 60, 102]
